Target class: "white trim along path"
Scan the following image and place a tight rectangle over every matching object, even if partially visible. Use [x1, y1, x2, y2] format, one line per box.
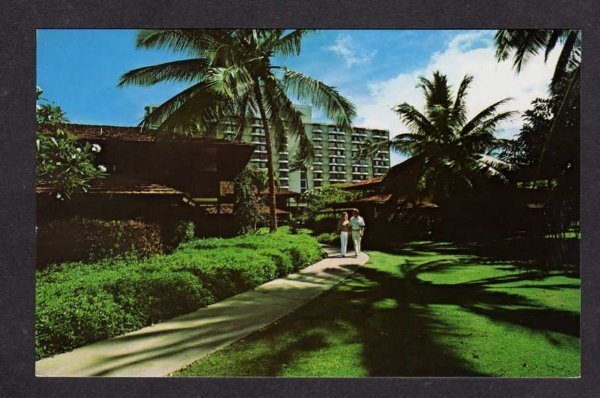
[36, 247, 369, 377]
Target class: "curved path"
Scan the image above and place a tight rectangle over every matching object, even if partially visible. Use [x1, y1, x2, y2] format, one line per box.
[36, 247, 369, 377]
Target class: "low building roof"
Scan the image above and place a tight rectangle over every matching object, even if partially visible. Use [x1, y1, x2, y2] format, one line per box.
[332, 193, 439, 209]
[340, 177, 383, 190]
[36, 174, 187, 197]
[61, 123, 252, 147]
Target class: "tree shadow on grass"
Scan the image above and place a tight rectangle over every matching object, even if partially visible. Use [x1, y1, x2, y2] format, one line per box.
[187, 243, 580, 377]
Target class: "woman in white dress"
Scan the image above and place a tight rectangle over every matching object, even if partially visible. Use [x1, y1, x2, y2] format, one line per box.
[337, 212, 350, 257]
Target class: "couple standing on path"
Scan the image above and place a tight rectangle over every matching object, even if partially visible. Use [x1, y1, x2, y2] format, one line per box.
[337, 208, 366, 258]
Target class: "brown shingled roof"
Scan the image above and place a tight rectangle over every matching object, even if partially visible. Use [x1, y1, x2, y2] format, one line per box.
[36, 174, 186, 197]
[341, 177, 383, 190]
[60, 123, 253, 147]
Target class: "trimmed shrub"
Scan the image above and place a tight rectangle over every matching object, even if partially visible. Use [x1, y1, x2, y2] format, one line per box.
[36, 227, 323, 359]
[36, 218, 164, 266]
[161, 220, 197, 252]
[316, 232, 339, 246]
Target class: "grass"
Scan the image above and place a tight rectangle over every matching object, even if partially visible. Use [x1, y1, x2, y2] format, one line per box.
[174, 241, 580, 377]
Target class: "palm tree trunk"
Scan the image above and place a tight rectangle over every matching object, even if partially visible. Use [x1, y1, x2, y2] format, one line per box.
[370, 156, 375, 178]
[253, 77, 278, 232]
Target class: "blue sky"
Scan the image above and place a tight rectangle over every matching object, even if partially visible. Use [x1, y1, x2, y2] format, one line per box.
[37, 29, 558, 164]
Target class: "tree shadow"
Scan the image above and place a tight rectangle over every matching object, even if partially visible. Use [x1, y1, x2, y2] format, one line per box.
[191, 243, 579, 377]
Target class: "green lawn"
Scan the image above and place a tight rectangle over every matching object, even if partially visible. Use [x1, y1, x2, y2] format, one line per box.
[174, 241, 580, 377]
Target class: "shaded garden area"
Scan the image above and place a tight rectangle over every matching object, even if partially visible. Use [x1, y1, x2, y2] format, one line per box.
[175, 241, 580, 377]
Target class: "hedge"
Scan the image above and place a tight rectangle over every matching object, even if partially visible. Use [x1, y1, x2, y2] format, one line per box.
[37, 218, 198, 267]
[316, 232, 339, 246]
[36, 218, 167, 267]
[36, 227, 322, 359]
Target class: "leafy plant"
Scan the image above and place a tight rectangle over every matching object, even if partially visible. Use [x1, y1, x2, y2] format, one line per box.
[36, 87, 106, 199]
[234, 165, 268, 233]
[36, 227, 322, 359]
[300, 185, 355, 219]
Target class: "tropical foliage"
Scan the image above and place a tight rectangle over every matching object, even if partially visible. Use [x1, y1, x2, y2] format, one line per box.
[354, 137, 390, 176]
[494, 29, 581, 95]
[500, 97, 557, 168]
[36, 88, 106, 199]
[233, 165, 268, 234]
[494, 29, 580, 178]
[301, 185, 355, 217]
[118, 29, 356, 231]
[385, 71, 516, 201]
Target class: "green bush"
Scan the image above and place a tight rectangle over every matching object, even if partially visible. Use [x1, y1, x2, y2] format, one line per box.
[162, 220, 196, 252]
[36, 218, 164, 266]
[36, 227, 323, 359]
[316, 232, 339, 246]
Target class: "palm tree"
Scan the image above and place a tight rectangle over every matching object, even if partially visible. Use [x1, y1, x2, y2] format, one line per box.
[494, 29, 581, 94]
[384, 71, 516, 201]
[118, 29, 356, 231]
[354, 137, 389, 177]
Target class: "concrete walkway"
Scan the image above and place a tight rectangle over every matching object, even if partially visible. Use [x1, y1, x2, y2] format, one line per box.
[36, 247, 369, 377]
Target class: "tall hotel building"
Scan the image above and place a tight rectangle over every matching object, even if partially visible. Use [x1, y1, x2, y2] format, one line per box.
[219, 105, 390, 193]
[146, 105, 391, 193]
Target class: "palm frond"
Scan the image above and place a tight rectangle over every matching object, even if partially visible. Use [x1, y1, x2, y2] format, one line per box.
[135, 29, 220, 56]
[204, 65, 253, 98]
[419, 71, 453, 112]
[271, 30, 317, 57]
[475, 154, 513, 182]
[459, 98, 513, 136]
[282, 69, 356, 130]
[261, 73, 312, 158]
[140, 81, 228, 134]
[394, 103, 436, 136]
[449, 74, 473, 128]
[117, 59, 210, 87]
[233, 92, 255, 141]
[544, 30, 567, 61]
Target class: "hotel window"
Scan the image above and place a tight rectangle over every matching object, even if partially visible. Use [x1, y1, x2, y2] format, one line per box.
[300, 169, 307, 191]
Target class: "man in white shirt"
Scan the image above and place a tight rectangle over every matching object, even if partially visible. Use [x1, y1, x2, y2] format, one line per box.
[349, 208, 366, 257]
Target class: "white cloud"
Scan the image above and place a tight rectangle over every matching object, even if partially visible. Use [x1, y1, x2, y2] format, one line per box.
[326, 34, 377, 67]
[349, 31, 559, 164]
